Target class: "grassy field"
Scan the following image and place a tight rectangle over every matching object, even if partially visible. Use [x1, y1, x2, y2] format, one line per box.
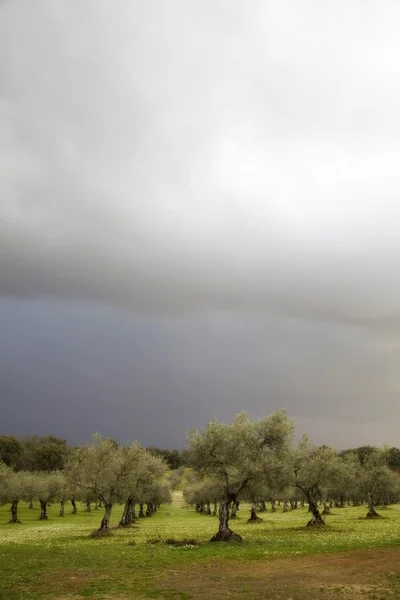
[1, 493, 400, 599]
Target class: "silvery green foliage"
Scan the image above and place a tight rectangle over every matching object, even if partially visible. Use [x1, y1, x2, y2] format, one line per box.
[34, 471, 67, 504]
[343, 449, 400, 504]
[187, 410, 294, 495]
[292, 435, 344, 499]
[66, 435, 167, 507]
[0, 461, 13, 504]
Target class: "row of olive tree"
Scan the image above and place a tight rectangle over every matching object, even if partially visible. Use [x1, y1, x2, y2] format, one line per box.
[185, 411, 400, 541]
[66, 435, 171, 534]
[0, 435, 171, 534]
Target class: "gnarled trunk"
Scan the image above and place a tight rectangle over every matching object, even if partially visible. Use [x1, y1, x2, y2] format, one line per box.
[86, 501, 91, 512]
[248, 502, 262, 522]
[322, 501, 331, 515]
[9, 500, 21, 524]
[366, 493, 380, 518]
[230, 501, 237, 518]
[139, 502, 145, 518]
[146, 502, 155, 516]
[40, 500, 48, 520]
[259, 500, 267, 512]
[119, 498, 135, 526]
[71, 497, 77, 514]
[210, 497, 242, 542]
[306, 494, 325, 526]
[99, 502, 112, 530]
[119, 498, 133, 527]
[59, 499, 65, 517]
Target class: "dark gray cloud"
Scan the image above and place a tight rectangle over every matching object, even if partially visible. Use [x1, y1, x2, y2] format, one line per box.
[1, 298, 399, 449]
[1, 1, 400, 447]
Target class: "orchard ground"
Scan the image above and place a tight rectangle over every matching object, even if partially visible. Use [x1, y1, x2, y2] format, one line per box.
[1, 492, 400, 600]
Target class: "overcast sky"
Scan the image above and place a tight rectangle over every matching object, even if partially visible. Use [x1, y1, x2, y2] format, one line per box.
[1, 0, 400, 449]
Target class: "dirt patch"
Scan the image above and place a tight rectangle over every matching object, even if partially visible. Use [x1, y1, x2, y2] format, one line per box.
[159, 547, 400, 599]
[31, 569, 152, 599]
[34, 567, 108, 595]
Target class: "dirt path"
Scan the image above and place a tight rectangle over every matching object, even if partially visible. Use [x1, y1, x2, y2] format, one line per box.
[158, 547, 400, 599]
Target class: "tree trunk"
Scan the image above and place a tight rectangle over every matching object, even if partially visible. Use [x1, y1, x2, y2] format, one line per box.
[306, 495, 325, 526]
[283, 501, 288, 513]
[271, 499, 276, 512]
[322, 501, 331, 515]
[59, 499, 65, 517]
[210, 497, 242, 542]
[230, 501, 237, 518]
[125, 498, 135, 525]
[9, 500, 21, 524]
[259, 500, 267, 512]
[71, 497, 77, 514]
[120, 500, 128, 525]
[139, 503, 145, 518]
[86, 501, 91, 512]
[99, 502, 112, 530]
[248, 502, 262, 522]
[29, 499, 33, 509]
[366, 493, 381, 518]
[40, 500, 48, 520]
[212, 501, 217, 516]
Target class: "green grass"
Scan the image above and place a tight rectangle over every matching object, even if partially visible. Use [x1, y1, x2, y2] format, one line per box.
[1, 495, 400, 599]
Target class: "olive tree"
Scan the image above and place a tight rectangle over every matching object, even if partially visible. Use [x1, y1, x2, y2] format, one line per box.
[34, 471, 65, 520]
[0, 463, 26, 523]
[2, 471, 34, 523]
[292, 437, 343, 526]
[118, 447, 166, 527]
[344, 449, 400, 518]
[183, 478, 223, 515]
[57, 475, 73, 517]
[67, 436, 150, 534]
[242, 480, 271, 522]
[0, 462, 11, 506]
[187, 410, 294, 542]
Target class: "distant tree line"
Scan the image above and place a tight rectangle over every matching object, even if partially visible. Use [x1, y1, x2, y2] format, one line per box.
[0, 435, 189, 472]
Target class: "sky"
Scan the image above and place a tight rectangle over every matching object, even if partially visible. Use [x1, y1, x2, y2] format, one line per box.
[1, 0, 400, 449]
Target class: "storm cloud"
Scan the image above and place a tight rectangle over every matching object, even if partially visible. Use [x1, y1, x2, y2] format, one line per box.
[1, 1, 400, 447]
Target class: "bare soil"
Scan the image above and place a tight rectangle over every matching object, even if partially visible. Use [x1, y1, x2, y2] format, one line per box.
[158, 547, 400, 599]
